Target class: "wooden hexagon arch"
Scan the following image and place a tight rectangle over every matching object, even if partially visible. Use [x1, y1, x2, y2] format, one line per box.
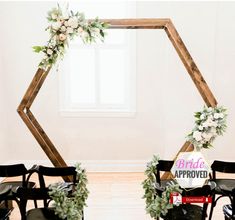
[17, 19, 217, 179]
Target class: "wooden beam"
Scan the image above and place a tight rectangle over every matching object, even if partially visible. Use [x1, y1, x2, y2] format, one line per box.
[164, 20, 217, 107]
[18, 19, 218, 182]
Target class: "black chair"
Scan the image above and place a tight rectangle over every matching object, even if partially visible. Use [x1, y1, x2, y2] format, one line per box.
[0, 185, 12, 220]
[154, 160, 174, 220]
[16, 187, 61, 220]
[154, 160, 175, 188]
[223, 188, 235, 220]
[28, 165, 78, 208]
[34, 165, 77, 189]
[162, 185, 213, 220]
[209, 160, 235, 220]
[0, 164, 36, 210]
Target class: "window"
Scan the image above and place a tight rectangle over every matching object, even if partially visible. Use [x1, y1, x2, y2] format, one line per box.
[59, 1, 136, 117]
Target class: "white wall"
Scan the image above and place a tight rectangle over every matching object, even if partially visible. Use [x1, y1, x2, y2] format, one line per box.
[0, 1, 234, 167]
[0, 48, 8, 163]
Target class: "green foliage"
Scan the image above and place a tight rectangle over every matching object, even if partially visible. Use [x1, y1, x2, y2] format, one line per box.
[33, 4, 109, 70]
[32, 46, 44, 53]
[48, 163, 89, 220]
[142, 155, 182, 219]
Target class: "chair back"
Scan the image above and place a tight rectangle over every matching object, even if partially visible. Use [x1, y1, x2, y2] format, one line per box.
[0, 164, 28, 187]
[155, 160, 174, 184]
[0, 164, 28, 177]
[211, 160, 235, 179]
[36, 165, 77, 188]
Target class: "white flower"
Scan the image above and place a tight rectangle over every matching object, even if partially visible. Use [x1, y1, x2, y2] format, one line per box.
[81, 31, 89, 39]
[210, 127, 217, 136]
[66, 27, 73, 34]
[200, 114, 205, 120]
[208, 107, 213, 112]
[198, 125, 204, 131]
[58, 33, 67, 41]
[219, 113, 224, 119]
[193, 131, 202, 141]
[77, 27, 83, 33]
[203, 118, 217, 128]
[208, 115, 213, 121]
[47, 49, 53, 55]
[93, 27, 100, 33]
[64, 21, 69, 27]
[202, 132, 213, 142]
[60, 26, 67, 32]
[214, 113, 220, 119]
[52, 21, 62, 30]
[51, 13, 58, 20]
[68, 17, 79, 29]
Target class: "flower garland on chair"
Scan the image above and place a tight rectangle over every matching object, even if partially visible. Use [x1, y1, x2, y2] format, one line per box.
[142, 155, 182, 219]
[48, 163, 89, 220]
[33, 5, 108, 70]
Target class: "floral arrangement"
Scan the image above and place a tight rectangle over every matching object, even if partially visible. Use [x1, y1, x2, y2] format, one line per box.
[48, 163, 89, 220]
[142, 155, 182, 219]
[187, 106, 227, 150]
[33, 5, 108, 70]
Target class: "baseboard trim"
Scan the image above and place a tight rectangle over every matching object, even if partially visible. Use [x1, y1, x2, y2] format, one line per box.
[5, 160, 147, 172]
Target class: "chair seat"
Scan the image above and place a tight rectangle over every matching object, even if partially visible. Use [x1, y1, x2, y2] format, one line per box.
[27, 208, 61, 220]
[162, 204, 204, 220]
[213, 179, 235, 194]
[0, 208, 12, 220]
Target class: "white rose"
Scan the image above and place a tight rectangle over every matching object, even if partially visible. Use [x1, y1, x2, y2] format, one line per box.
[66, 27, 73, 34]
[47, 49, 53, 55]
[198, 125, 204, 131]
[202, 121, 208, 128]
[202, 132, 213, 142]
[210, 127, 217, 135]
[93, 27, 100, 33]
[51, 13, 57, 20]
[193, 131, 202, 141]
[208, 107, 213, 112]
[200, 114, 205, 120]
[60, 26, 67, 32]
[219, 113, 224, 119]
[64, 21, 69, 27]
[81, 31, 89, 39]
[52, 21, 62, 30]
[77, 27, 83, 33]
[208, 115, 213, 121]
[68, 17, 79, 29]
[58, 33, 67, 41]
[214, 113, 220, 119]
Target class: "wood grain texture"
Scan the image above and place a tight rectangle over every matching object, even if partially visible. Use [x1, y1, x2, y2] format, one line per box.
[17, 19, 218, 180]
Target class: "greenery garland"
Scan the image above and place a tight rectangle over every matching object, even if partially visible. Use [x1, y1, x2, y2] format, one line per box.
[187, 106, 227, 150]
[33, 5, 108, 70]
[142, 155, 182, 219]
[48, 163, 89, 220]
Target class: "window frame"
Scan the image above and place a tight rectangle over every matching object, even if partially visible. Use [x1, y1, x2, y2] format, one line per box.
[59, 2, 136, 117]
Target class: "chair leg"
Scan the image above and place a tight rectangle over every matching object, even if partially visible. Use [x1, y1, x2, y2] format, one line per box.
[202, 203, 208, 220]
[209, 195, 216, 220]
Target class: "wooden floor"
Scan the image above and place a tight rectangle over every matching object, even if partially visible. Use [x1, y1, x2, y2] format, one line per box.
[7, 172, 230, 220]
